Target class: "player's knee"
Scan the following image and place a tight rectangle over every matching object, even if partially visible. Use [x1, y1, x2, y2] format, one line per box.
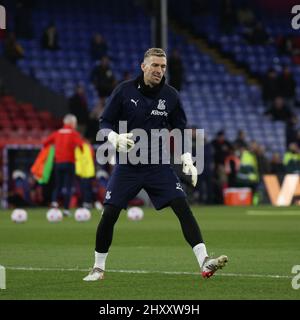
[170, 197, 192, 215]
[101, 205, 121, 224]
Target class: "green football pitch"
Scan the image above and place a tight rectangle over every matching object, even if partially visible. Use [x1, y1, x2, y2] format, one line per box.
[0, 206, 300, 300]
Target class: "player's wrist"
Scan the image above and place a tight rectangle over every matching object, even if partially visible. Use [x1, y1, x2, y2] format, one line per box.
[107, 131, 119, 146]
[181, 152, 193, 164]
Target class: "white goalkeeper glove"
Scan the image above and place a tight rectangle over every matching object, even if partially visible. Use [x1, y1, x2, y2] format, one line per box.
[108, 131, 135, 153]
[181, 152, 198, 187]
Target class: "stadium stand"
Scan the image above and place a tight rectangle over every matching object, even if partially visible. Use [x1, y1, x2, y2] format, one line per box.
[1, 0, 299, 206]
[0, 95, 61, 146]
[7, 0, 288, 157]
[168, 0, 300, 156]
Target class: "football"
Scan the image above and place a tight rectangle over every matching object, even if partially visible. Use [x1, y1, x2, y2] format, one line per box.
[46, 208, 63, 222]
[74, 208, 91, 222]
[127, 206, 144, 221]
[11, 209, 28, 223]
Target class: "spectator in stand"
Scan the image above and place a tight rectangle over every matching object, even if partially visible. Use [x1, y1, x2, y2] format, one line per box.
[290, 36, 300, 65]
[214, 163, 228, 204]
[68, 84, 89, 135]
[120, 71, 133, 83]
[237, 4, 256, 29]
[219, 0, 237, 34]
[255, 144, 270, 176]
[244, 21, 270, 45]
[193, 132, 214, 204]
[41, 23, 60, 50]
[261, 68, 280, 106]
[285, 116, 298, 148]
[296, 130, 300, 149]
[90, 56, 117, 108]
[264, 96, 294, 122]
[276, 34, 293, 56]
[14, 0, 34, 39]
[211, 130, 232, 204]
[85, 102, 105, 143]
[278, 66, 296, 108]
[3, 32, 24, 64]
[90, 33, 108, 62]
[234, 129, 248, 149]
[43, 114, 84, 216]
[277, 35, 300, 65]
[270, 153, 284, 175]
[283, 143, 300, 174]
[236, 142, 259, 199]
[168, 48, 184, 91]
[224, 146, 240, 188]
[211, 130, 232, 166]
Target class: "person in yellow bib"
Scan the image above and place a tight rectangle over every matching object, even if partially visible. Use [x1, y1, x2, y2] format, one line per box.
[236, 142, 260, 204]
[283, 143, 300, 174]
[75, 140, 96, 208]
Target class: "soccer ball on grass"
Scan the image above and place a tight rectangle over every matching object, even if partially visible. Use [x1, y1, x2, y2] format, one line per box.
[74, 208, 91, 222]
[46, 208, 63, 222]
[11, 209, 28, 223]
[127, 206, 144, 221]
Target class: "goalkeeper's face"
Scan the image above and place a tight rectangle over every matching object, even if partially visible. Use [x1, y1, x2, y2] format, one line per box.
[141, 56, 167, 87]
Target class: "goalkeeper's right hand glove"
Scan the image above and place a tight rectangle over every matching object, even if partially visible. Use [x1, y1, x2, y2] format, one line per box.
[108, 131, 135, 153]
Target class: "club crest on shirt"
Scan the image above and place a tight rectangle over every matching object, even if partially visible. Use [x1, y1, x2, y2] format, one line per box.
[176, 182, 183, 192]
[151, 99, 168, 117]
[157, 99, 166, 110]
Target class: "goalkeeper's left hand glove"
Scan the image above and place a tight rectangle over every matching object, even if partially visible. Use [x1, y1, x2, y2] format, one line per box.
[181, 152, 198, 187]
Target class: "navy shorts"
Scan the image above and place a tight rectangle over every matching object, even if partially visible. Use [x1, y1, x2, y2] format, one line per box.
[104, 164, 186, 210]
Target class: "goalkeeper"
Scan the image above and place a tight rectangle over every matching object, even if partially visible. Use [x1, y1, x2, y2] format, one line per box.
[84, 48, 228, 281]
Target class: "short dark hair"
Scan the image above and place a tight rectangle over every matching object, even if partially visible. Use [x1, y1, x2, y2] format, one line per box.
[144, 48, 166, 61]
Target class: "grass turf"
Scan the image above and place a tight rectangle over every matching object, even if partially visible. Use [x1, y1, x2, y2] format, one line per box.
[0, 206, 300, 300]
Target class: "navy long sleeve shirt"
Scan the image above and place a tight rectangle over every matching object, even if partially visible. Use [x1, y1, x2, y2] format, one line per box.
[99, 76, 188, 164]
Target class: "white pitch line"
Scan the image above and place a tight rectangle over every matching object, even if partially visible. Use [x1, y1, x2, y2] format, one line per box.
[5, 266, 292, 279]
[247, 210, 300, 216]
